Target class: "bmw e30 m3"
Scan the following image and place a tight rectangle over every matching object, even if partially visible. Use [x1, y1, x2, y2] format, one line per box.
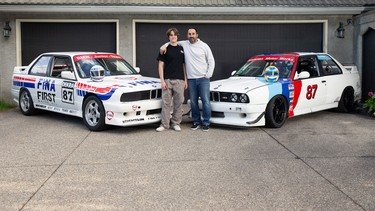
[208, 52, 361, 128]
[12, 52, 162, 131]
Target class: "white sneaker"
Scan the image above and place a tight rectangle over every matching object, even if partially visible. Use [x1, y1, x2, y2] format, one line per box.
[172, 125, 181, 131]
[156, 126, 166, 132]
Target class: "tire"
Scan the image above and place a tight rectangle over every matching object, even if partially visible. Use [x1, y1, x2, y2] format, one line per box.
[19, 89, 36, 116]
[338, 87, 354, 113]
[82, 96, 106, 131]
[265, 95, 288, 128]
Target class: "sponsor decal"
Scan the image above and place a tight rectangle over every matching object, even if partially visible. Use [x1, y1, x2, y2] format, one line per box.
[73, 54, 123, 62]
[13, 76, 36, 88]
[123, 118, 145, 123]
[148, 116, 160, 120]
[37, 91, 56, 103]
[106, 111, 114, 120]
[132, 105, 138, 111]
[249, 55, 296, 62]
[36, 79, 56, 103]
[127, 80, 159, 86]
[75, 82, 116, 101]
[37, 79, 56, 92]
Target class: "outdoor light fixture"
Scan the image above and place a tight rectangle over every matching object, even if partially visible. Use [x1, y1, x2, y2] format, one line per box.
[336, 19, 352, 39]
[3, 21, 11, 38]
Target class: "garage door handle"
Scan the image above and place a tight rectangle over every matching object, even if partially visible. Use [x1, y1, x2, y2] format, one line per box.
[321, 80, 326, 83]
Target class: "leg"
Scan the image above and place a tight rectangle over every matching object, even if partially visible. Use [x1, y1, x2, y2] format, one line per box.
[199, 77, 211, 126]
[188, 79, 201, 125]
[160, 79, 172, 128]
[171, 80, 185, 126]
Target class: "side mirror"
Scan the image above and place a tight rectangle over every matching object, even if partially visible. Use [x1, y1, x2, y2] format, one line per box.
[134, 67, 140, 73]
[295, 71, 310, 80]
[61, 71, 76, 80]
[231, 70, 237, 76]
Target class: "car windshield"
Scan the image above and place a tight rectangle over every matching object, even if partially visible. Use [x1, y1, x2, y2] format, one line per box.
[234, 59, 294, 78]
[75, 57, 137, 78]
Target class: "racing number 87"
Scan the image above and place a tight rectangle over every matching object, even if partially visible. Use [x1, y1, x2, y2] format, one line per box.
[62, 88, 74, 104]
[306, 84, 318, 100]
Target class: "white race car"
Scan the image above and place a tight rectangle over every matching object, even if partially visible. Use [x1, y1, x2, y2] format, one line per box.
[208, 53, 361, 128]
[12, 52, 162, 131]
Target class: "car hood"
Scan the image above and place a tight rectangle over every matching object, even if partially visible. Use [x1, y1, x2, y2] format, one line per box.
[78, 75, 161, 92]
[211, 77, 268, 93]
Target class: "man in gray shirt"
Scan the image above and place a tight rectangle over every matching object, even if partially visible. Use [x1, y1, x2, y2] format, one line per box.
[161, 28, 215, 131]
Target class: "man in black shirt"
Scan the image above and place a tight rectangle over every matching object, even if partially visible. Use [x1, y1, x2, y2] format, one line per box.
[156, 28, 188, 132]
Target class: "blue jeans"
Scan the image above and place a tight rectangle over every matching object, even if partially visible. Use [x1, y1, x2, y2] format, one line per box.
[188, 77, 211, 126]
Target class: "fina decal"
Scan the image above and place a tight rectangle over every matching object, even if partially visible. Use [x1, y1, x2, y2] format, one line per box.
[36, 79, 56, 103]
[106, 111, 114, 120]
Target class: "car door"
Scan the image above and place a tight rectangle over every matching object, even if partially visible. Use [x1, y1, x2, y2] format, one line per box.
[49, 56, 79, 114]
[28, 55, 55, 109]
[317, 54, 345, 107]
[292, 55, 327, 115]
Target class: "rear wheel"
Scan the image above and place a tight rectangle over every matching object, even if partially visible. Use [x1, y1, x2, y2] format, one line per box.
[19, 89, 36, 115]
[338, 87, 354, 113]
[265, 95, 288, 128]
[82, 96, 106, 131]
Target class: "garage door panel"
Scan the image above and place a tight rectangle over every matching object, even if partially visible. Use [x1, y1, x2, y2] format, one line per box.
[136, 23, 323, 81]
[21, 22, 116, 65]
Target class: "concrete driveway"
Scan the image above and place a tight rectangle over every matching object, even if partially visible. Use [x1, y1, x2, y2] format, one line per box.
[0, 108, 374, 210]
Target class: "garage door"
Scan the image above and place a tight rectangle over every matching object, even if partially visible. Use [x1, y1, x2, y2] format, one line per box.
[136, 22, 323, 81]
[21, 22, 117, 65]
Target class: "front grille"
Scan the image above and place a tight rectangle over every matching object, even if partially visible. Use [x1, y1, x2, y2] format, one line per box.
[121, 89, 162, 102]
[210, 91, 249, 103]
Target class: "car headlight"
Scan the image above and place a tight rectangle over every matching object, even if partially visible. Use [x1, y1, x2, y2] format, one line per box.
[230, 93, 238, 102]
[240, 93, 249, 103]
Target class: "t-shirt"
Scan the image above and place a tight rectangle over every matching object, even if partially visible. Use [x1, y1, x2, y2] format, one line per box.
[157, 45, 185, 80]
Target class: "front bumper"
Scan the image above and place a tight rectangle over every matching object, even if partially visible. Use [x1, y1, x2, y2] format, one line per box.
[103, 99, 162, 127]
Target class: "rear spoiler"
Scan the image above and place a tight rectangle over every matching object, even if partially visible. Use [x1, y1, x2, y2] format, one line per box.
[13, 66, 28, 74]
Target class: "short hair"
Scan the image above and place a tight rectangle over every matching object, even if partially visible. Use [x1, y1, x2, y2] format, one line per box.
[166, 28, 179, 38]
[188, 28, 198, 34]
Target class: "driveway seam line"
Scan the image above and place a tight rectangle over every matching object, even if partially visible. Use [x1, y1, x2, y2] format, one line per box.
[261, 128, 366, 211]
[19, 131, 91, 211]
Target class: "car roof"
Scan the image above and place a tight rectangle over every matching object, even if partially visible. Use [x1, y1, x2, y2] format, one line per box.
[41, 52, 116, 57]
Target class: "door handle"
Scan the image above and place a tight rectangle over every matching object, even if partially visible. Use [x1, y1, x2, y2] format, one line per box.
[321, 80, 326, 83]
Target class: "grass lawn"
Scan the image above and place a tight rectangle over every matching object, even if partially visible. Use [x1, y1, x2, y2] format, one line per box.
[0, 101, 14, 111]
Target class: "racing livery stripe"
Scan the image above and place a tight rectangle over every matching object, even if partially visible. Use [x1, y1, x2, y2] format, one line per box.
[13, 81, 35, 88]
[76, 88, 117, 101]
[13, 76, 36, 82]
[289, 80, 302, 117]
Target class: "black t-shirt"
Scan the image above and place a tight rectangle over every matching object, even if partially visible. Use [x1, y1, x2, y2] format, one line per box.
[157, 45, 185, 80]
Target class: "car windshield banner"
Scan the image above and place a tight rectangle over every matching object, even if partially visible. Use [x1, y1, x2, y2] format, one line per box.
[249, 55, 296, 62]
[73, 54, 123, 62]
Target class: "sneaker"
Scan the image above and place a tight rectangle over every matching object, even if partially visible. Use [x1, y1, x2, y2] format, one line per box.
[202, 125, 209, 132]
[172, 125, 181, 131]
[190, 123, 200, 130]
[156, 126, 166, 132]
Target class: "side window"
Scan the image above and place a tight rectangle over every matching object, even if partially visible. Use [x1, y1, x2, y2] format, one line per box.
[51, 57, 74, 78]
[29, 56, 52, 76]
[317, 55, 342, 75]
[296, 56, 320, 78]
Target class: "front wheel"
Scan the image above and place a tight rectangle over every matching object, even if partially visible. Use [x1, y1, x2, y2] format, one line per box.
[19, 89, 36, 115]
[82, 96, 106, 131]
[265, 95, 288, 128]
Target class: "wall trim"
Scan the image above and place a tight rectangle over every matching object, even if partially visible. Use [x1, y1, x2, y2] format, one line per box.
[16, 19, 119, 66]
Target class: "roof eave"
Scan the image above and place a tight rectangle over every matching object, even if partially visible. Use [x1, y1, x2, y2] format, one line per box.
[0, 5, 366, 15]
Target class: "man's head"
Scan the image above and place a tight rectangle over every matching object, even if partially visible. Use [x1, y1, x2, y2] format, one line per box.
[166, 28, 179, 43]
[187, 28, 198, 44]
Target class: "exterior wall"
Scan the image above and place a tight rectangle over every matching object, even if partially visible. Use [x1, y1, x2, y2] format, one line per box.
[0, 13, 354, 103]
[354, 10, 375, 82]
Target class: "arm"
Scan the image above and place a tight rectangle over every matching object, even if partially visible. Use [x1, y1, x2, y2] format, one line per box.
[183, 64, 188, 89]
[158, 61, 167, 90]
[160, 40, 187, 54]
[205, 45, 215, 78]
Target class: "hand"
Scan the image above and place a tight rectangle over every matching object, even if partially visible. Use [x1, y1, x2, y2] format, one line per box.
[184, 81, 188, 90]
[160, 46, 167, 55]
[161, 81, 167, 90]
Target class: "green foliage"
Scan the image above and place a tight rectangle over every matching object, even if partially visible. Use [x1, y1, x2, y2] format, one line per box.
[364, 91, 375, 116]
[0, 101, 13, 111]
